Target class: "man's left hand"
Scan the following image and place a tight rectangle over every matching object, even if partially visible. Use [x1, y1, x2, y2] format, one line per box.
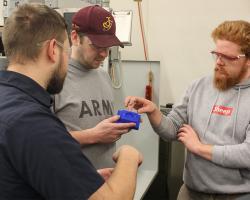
[177, 124, 201, 154]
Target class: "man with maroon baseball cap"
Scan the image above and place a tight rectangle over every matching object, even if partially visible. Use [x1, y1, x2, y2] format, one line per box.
[72, 5, 124, 48]
[54, 5, 135, 170]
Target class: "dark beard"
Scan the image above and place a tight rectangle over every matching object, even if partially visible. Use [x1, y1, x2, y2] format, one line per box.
[47, 54, 65, 94]
[47, 71, 64, 94]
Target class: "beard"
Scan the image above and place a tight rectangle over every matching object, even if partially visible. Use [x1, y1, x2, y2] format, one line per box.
[76, 46, 104, 69]
[213, 65, 247, 91]
[47, 53, 66, 94]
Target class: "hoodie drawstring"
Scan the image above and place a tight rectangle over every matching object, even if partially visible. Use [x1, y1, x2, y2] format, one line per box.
[203, 92, 219, 139]
[232, 87, 241, 141]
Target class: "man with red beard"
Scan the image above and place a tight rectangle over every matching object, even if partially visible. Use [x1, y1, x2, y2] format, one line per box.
[54, 5, 135, 169]
[124, 20, 250, 200]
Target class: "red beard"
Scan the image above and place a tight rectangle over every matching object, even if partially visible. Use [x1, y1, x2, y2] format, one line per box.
[213, 65, 247, 91]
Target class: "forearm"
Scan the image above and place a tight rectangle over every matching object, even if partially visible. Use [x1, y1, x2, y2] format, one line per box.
[212, 142, 250, 168]
[147, 108, 162, 127]
[193, 141, 250, 169]
[105, 155, 138, 200]
[70, 129, 98, 145]
[149, 103, 189, 141]
[150, 114, 178, 141]
[194, 143, 213, 161]
[89, 153, 139, 200]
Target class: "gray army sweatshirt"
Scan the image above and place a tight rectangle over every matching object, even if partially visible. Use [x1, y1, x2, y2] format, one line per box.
[54, 59, 115, 169]
[154, 75, 250, 194]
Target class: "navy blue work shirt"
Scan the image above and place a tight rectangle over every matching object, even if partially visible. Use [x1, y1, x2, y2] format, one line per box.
[0, 71, 104, 200]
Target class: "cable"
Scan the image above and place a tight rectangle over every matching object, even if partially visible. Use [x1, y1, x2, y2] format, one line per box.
[137, 1, 153, 101]
[137, 1, 148, 61]
[109, 51, 123, 89]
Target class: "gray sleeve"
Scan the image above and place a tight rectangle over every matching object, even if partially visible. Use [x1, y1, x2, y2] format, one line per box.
[212, 124, 250, 168]
[151, 115, 178, 141]
[151, 85, 191, 141]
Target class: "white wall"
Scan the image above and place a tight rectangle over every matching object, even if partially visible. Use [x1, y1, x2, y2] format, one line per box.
[110, 0, 250, 105]
[58, 0, 90, 8]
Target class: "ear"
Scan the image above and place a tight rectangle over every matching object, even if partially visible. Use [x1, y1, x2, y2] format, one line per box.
[71, 30, 80, 46]
[47, 39, 57, 63]
[246, 58, 250, 67]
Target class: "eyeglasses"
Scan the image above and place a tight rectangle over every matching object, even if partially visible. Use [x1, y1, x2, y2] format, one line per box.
[89, 43, 110, 53]
[55, 40, 71, 55]
[37, 40, 71, 55]
[210, 51, 246, 64]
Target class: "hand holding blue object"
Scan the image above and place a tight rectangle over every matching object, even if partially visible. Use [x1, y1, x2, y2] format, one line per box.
[116, 109, 141, 130]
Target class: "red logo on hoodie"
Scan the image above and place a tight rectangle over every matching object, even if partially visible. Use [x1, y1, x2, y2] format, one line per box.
[212, 105, 233, 116]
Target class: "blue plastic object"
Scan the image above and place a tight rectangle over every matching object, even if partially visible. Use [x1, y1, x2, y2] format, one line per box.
[116, 109, 141, 130]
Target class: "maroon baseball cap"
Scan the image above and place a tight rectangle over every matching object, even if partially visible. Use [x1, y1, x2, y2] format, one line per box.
[72, 5, 124, 48]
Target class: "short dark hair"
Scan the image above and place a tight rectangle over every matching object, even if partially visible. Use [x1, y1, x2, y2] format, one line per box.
[2, 4, 67, 64]
[75, 31, 86, 44]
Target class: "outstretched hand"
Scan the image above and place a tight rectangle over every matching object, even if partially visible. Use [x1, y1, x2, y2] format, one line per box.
[125, 96, 163, 127]
[125, 96, 157, 114]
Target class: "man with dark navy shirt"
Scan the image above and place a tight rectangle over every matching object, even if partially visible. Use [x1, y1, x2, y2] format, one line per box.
[0, 4, 142, 200]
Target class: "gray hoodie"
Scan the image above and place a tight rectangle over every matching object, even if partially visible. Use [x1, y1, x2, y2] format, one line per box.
[154, 75, 250, 193]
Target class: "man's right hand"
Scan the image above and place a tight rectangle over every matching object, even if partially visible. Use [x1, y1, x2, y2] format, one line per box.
[124, 96, 162, 127]
[125, 96, 157, 114]
[92, 115, 136, 143]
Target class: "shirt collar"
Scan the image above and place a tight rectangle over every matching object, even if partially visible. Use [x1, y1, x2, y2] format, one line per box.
[69, 58, 93, 72]
[0, 70, 52, 107]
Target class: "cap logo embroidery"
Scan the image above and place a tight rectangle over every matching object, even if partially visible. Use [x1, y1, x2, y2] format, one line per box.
[102, 17, 113, 31]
